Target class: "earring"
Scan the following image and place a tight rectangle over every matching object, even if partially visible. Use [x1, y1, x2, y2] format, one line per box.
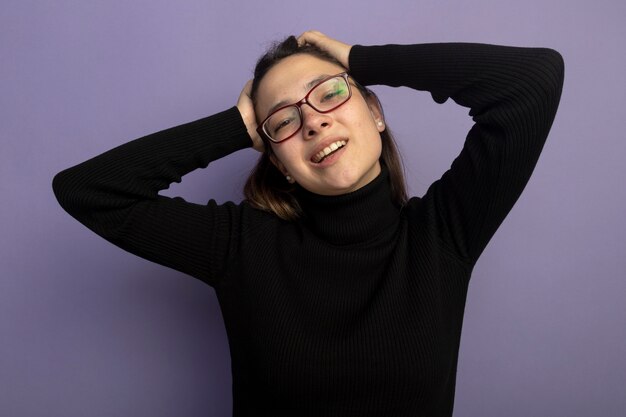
[285, 174, 294, 183]
[377, 121, 383, 126]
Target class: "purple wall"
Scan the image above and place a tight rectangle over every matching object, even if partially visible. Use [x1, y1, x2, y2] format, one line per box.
[2, 1, 625, 416]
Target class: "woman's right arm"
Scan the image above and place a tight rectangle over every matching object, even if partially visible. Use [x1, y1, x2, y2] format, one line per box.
[52, 105, 254, 288]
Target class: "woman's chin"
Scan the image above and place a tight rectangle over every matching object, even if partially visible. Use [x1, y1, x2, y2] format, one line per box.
[308, 169, 379, 196]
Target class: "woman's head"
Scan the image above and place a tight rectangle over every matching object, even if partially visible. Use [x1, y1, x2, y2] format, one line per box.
[244, 36, 407, 220]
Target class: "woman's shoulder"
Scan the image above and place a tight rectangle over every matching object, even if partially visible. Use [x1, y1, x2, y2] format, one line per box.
[222, 199, 292, 234]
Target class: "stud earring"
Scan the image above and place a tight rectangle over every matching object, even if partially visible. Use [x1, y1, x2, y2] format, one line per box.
[285, 174, 293, 183]
[377, 121, 383, 126]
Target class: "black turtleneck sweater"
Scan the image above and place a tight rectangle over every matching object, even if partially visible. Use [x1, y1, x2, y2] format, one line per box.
[52, 42, 564, 416]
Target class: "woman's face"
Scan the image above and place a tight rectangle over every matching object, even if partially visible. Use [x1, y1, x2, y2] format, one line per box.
[255, 53, 385, 196]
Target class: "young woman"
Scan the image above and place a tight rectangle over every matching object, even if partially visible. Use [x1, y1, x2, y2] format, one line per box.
[53, 31, 564, 416]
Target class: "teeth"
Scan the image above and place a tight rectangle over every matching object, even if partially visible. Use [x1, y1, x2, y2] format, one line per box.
[313, 140, 347, 163]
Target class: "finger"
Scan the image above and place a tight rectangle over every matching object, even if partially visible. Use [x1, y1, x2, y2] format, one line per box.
[297, 30, 324, 46]
[243, 79, 253, 97]
[296, 32, 310, 46]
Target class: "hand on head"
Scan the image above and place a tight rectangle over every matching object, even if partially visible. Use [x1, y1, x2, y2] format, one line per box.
[237, 79, 264, 152]
[296, 31, 352, 70]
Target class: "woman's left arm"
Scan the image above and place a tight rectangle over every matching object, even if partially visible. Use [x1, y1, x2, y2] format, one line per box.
[349, 41, 564, 266]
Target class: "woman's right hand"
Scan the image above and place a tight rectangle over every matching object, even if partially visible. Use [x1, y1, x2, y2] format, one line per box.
[297, 30, 352, 70]
[237, 79, 264, 152]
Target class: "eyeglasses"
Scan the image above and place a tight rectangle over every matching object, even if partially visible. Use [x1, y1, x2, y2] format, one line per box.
[256, 72, 353, 143]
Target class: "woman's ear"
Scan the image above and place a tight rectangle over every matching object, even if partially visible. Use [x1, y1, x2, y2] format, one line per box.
[365, 92, 385, 132]
[269, 152, 287, 176]
[269, 153, 296, 184]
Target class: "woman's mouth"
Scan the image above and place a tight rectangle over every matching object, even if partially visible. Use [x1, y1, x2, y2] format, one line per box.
[311, 140, 348, 164]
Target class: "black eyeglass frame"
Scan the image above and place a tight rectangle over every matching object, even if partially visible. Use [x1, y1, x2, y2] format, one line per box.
[256, 72, 356, 144]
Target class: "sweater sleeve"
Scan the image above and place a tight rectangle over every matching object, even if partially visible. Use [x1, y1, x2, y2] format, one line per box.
[349, 43, 564, 266]
[52, 106, 253, 288]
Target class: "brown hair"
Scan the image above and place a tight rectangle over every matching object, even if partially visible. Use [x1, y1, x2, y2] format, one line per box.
[243, 36, 407, 221]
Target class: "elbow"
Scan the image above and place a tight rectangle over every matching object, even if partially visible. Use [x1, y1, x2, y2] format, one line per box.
[540, 48, 565, 101]
[52, 165, 137, 238]
[52, 167, 86, 217]
[52, 169, 72, 212]
[527, 48, 565, 127]
[547, 48, 565, 78]
[533, 48, 565, 143]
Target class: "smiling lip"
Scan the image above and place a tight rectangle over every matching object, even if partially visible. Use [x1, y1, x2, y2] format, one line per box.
[309, 137, 349, 163]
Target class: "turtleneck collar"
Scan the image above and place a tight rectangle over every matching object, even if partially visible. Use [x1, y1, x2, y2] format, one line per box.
[294, 165, 401, 245]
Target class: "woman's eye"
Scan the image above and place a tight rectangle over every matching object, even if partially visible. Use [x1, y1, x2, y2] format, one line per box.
[322, 90, 339, 101]
[320, 85, 347, 102]
[273, 118, 293, 132]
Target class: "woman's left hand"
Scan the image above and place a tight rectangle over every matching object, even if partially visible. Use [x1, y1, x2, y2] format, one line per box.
[236, 79, 264, 152]
[296, 30, 352, 70]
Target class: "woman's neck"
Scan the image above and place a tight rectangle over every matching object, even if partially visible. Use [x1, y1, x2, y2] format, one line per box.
[294, 165, 401, 245]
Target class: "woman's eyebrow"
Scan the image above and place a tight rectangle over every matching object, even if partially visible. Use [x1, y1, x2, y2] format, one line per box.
[266, 74, 332, 116]
[305, 74, 330, 90]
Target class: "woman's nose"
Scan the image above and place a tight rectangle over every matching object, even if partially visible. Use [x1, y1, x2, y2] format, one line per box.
[300, 105, 332, 139]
